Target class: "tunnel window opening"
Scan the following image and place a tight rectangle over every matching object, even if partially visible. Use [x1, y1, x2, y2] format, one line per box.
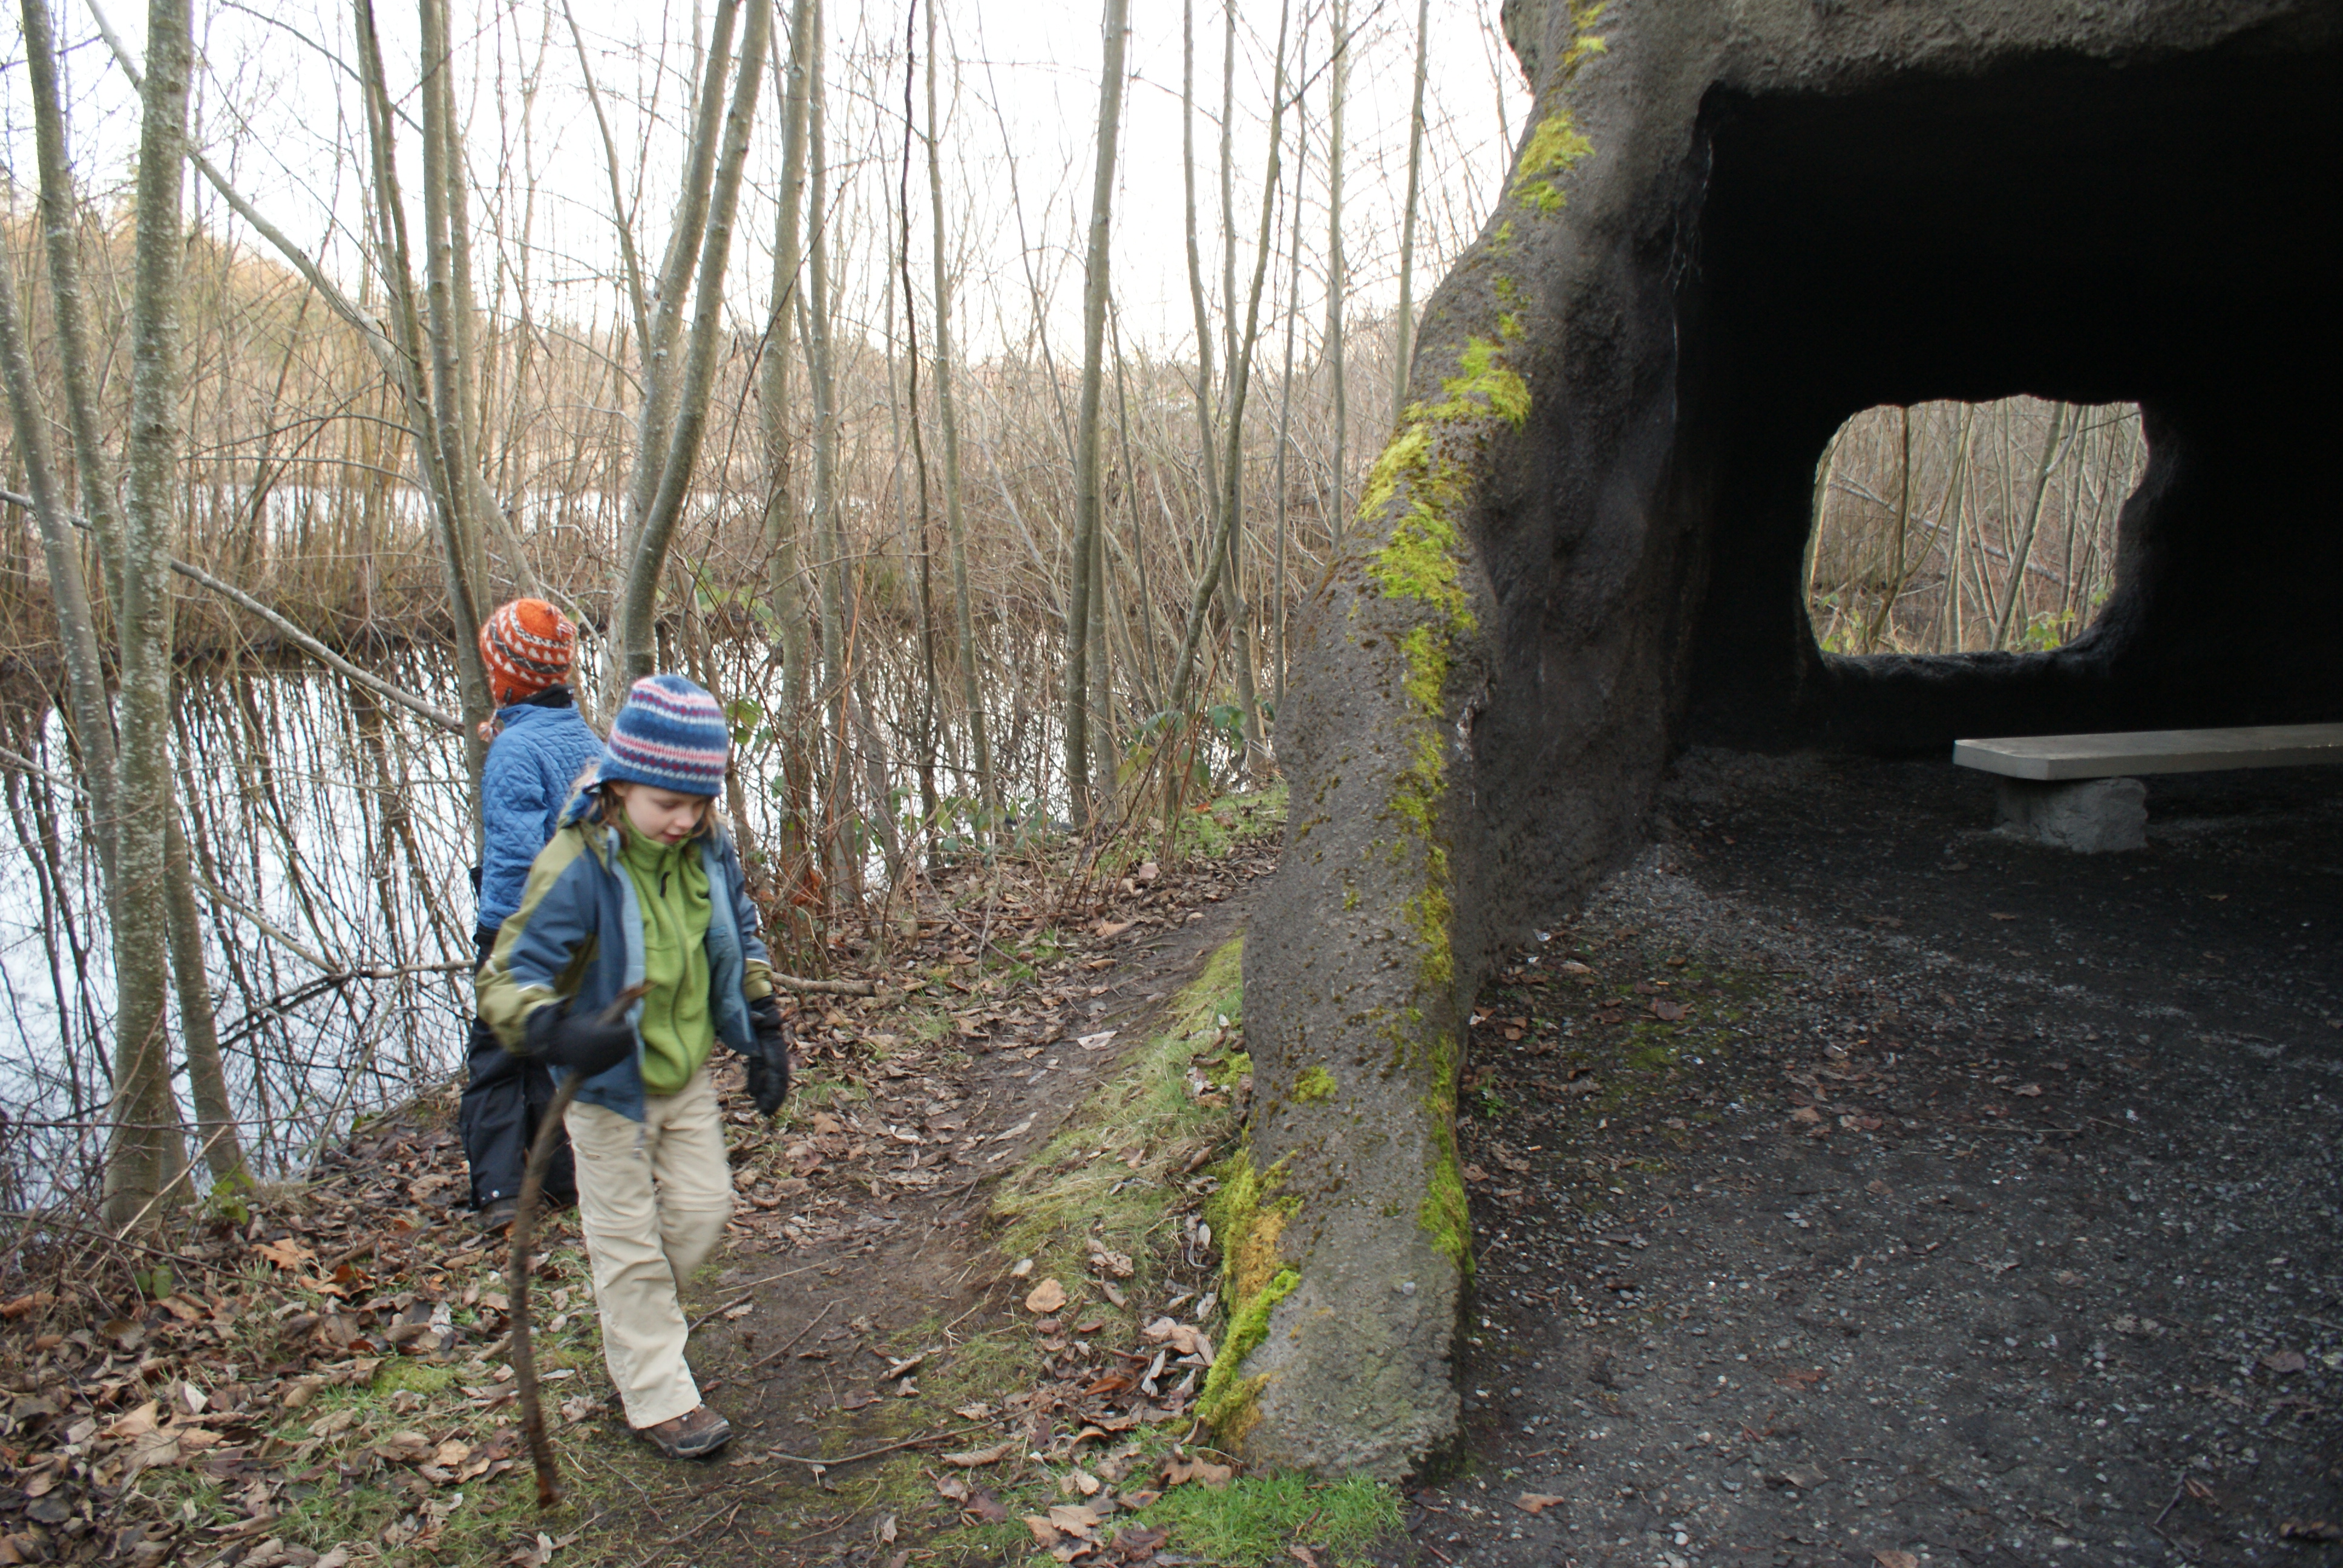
[1802, 397, 2147, 659]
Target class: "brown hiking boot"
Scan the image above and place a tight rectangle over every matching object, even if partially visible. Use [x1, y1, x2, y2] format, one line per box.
[637, 1405, 731, 1460]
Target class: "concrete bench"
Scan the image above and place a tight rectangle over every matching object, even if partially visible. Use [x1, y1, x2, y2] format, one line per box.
[1952, 723, 2343, 852]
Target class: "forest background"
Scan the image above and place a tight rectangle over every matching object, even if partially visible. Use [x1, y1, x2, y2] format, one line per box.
[0, 0, 2147, 1226]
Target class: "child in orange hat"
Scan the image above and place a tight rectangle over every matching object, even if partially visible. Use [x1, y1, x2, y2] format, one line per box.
[461, 600, 605, 1227]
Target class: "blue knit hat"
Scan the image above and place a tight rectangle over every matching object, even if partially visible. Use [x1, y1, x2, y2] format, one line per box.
[595, 674, 730, 795]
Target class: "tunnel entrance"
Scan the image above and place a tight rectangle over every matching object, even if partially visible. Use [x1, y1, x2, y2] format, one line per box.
[1804, 397, 2148, 661]
[1675, 36, 2343, 753]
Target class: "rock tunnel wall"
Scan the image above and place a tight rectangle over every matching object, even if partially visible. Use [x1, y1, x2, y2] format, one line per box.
[1225, 0, 2342, 1477]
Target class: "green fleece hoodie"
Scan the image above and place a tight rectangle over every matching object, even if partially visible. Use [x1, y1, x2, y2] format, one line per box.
[617, 822, 714, 1096]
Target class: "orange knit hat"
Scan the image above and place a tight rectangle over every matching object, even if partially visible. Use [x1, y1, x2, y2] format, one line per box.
[479, 599, 575, 708]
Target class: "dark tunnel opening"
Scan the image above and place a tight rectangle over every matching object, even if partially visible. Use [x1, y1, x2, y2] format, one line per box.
[1673, 31, 2343, 753]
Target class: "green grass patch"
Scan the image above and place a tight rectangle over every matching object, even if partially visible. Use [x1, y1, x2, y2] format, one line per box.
[991, 936, 1248, 1298]
[1129, 1473, 1403, 1567]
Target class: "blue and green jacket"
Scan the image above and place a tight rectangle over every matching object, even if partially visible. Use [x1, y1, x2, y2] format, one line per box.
[477, 793, 775, 1122]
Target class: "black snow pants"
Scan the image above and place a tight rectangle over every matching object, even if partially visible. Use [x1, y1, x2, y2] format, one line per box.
[457, 924, 577, 1209]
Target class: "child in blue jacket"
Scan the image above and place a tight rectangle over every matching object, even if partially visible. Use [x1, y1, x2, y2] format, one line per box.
[460, 600, 605, 1225]
[478, 675, 792, 1459]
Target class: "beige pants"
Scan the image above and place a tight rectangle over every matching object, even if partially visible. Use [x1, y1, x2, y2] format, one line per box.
[565, 1067, 734, 1429]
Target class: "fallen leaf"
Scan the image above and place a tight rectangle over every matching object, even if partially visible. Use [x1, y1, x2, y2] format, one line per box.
[103, 1401, 160, 1439]
[307, 1408, 359, 1439]
[1289, 1548, 1320, 1567]
[1462, 1164, 1490, 1184]
[1025, 1279, 1067, 1314]
[2013, 1083, 2043, 1097]
[2280, 1520, 2342, 1543]
[1113, 1525, 1169, 1557]
[1023, 1518, 1061, 1548]
[1164, 1457, 1233, 1488]
[1516, 1492, 1567, 1515]
[1046, 1504, 1102, 1539]
[1, 1293, 56, 1319]
[1790, 1107, 1824, 1125]
[373, 1431, 433, 1463]
[1874, 1552, 1919, 1568]
[1780, 1465, 1828, 1489]
[252, 1238, 317, 1270]
[1989, 913, 2017, 922]
[1652, 999, 1686, 1022]
[943, 1443, 1010, 1468]
[963, 1487, 1012, 1524]
[935, 1475, 970, 1503]
[2263, 1349, 2309, 1374]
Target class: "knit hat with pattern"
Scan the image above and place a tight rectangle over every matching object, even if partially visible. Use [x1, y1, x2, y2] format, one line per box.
[595, 674, 730, 796]
[479, 599, 575, 707]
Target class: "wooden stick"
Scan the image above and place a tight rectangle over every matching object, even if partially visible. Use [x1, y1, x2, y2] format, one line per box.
[510, 983, 646, 1509]
[771, 973, 875, 996]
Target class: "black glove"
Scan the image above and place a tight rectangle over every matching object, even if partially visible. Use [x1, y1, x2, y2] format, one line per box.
[746, 998, 793, 1117]
[525, 999, 635, 1078]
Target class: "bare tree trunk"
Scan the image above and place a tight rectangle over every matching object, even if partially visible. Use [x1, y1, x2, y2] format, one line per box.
[801, 1, 853, 881]
[1323, 0, 1349, 541]
[621, 0, 741, 543]
[1216, 0, 1265, 780]
[106, 0, 199, 1227]
[0, 224, 115, 889]
[1061, 0, 1130, 829]
[22, 0, 247, 1192]
[615, 0, 773, 683]
[353, 0, 493, 792]
[418, 0, 493, 623]
[1990, 404, 2071, 652]
[762, 0, 818, 904]
[1168, 0, 1291, 716]
[1392, 0, 1431, 424]
[925, 2, 998, 841]
[1272, 60, 1308, 730]
[425, 0, 537, 602]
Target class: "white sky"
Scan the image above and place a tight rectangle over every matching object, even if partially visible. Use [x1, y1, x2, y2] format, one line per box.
[3, 0, 1533, 362]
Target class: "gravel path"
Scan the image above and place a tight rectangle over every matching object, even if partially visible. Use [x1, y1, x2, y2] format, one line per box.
[1415, 751, 2342, 1568]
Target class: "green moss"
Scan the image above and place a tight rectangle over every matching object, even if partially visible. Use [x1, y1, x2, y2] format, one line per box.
[1199, 1145, 1302, 1440]
[1196, 1265, 1299, 1436]
[372, 1360, 456, 1396]
[1426, 333, 1532, 426]
[1510, 111, 1594, 213]
[1291, 1066, 1337, 1103]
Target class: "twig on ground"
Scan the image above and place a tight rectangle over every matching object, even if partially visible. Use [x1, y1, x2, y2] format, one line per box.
[741, 1299, 837, 1373]
[750, 1419, 1004, 1474]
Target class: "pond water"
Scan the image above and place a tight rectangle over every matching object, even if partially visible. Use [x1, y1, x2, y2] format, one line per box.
[0, 625, 1194, 1204]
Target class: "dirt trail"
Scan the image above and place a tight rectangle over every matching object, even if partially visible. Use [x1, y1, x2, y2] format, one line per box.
[593, 840, 1274, 1565]
[1417, 752, 2341, 1568]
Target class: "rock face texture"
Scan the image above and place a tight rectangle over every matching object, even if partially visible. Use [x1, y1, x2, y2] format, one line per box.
[1221, 0, 2342, 1475]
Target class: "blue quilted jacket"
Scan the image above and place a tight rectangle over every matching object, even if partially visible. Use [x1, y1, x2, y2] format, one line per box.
[477, 693, 605, 929]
